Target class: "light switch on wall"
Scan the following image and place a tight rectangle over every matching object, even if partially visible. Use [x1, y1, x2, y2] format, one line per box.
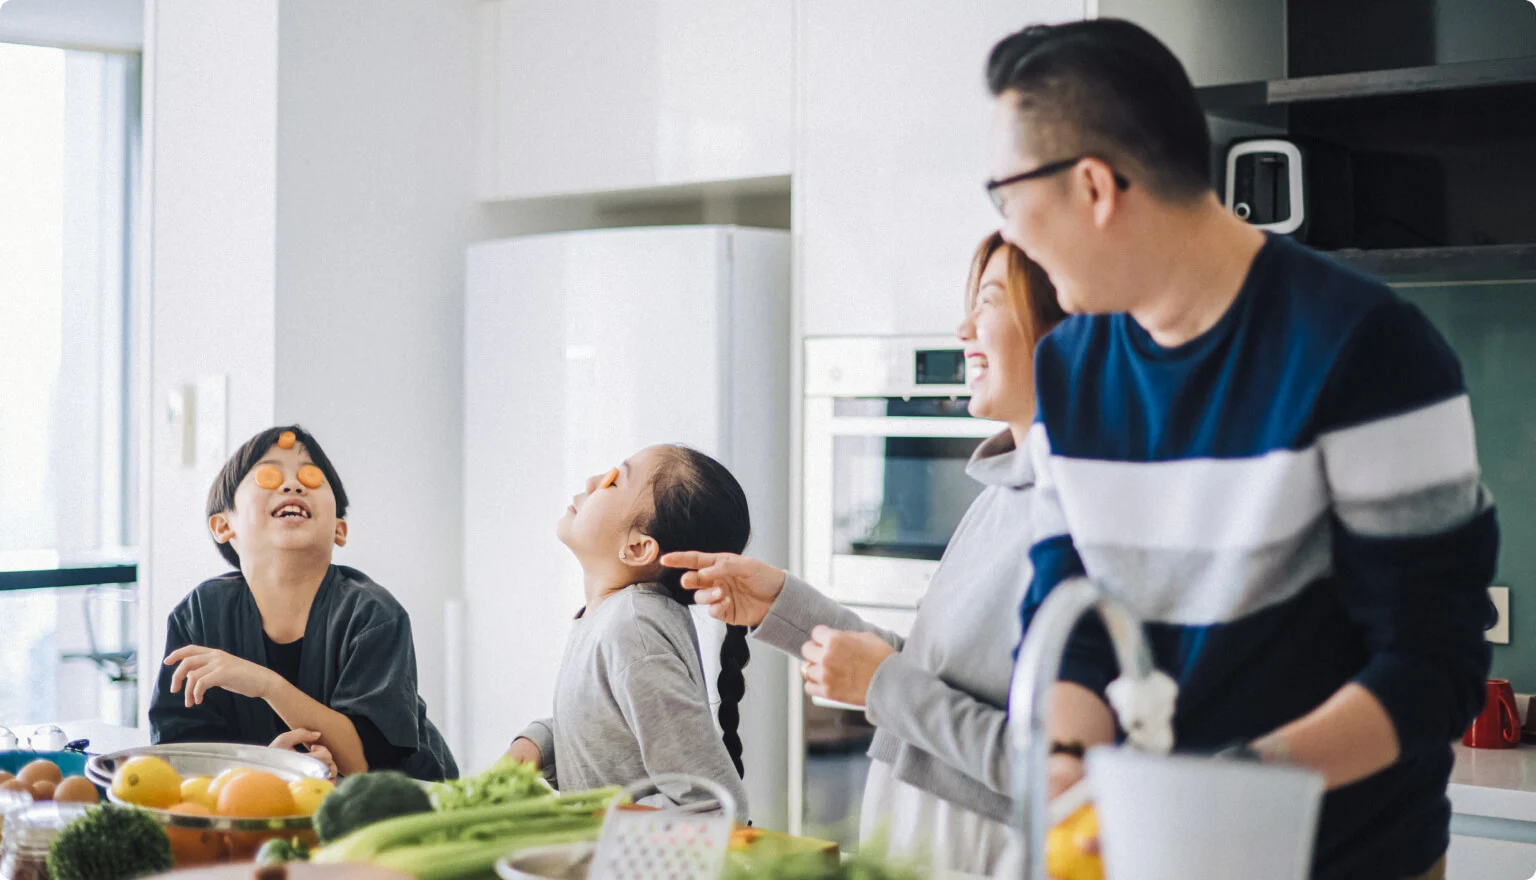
[1488, 586, 1511, 644]
[195, 374, 228, 473]
[166, 384, 195, 467]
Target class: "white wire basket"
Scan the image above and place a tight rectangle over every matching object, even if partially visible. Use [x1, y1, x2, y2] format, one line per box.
[587, 774, 739, 880]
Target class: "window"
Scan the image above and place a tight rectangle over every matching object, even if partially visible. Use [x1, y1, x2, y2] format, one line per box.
[0, 41, 140, 728]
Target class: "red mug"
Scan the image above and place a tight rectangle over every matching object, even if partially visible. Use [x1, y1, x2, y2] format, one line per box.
[1464, 679, 1522, 749]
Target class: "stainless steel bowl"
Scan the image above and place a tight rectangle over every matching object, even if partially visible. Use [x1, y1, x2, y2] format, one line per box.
[495, 842, 595, 880]
[85, 742, 330, 832]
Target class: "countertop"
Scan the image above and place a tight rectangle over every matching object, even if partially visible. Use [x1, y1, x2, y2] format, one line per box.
[12, 719, 150, 755]
[1450, 743, 1536, 823]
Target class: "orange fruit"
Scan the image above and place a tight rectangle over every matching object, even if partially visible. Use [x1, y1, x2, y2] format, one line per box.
[112, 756, 182, 808]
[216, 770, 296, 818]
[207, 767, 251, 802]
[167, 802, 225, 866]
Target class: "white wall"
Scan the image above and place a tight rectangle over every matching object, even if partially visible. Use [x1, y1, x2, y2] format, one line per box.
[139, 0, 481, 740]
[273, 0, 483, 726]
[139, 0, 280, 716]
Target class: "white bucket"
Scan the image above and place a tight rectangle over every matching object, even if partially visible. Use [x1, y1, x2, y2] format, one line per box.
[1086, 748, 1325, 880]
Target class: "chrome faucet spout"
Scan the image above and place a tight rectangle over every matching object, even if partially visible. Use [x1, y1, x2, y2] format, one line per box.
[1008, 576, 1163, 880]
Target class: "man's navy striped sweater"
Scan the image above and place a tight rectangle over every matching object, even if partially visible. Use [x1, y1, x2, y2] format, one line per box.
[1025, 233, 1498, 879]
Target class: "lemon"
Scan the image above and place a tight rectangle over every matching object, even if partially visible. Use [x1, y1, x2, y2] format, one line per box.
[1046, 804, 1104, 880]
[111, 756, 183, 808]
[180, 776, 217, 810]
[288, 777, 335, 816]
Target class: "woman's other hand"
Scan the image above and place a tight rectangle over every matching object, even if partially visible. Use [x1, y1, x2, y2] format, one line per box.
[799, 625, 897, 707]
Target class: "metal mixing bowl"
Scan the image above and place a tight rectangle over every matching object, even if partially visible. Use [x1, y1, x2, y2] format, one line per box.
[86, 742, 331, 832]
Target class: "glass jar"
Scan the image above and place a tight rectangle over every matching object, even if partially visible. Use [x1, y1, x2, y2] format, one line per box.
[0, 803, 89, 880]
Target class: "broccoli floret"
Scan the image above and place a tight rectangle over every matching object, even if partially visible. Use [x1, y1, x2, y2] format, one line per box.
[255, 836, 310, 866]
[313, 771, 432, 844]
[47, 805, 173, 880]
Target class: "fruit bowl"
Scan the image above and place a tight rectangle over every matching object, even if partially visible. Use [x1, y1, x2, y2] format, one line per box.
[85, 743, 332, 863]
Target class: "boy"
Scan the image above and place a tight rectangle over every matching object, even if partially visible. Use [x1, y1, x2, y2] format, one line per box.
[149, 425, 457, 781]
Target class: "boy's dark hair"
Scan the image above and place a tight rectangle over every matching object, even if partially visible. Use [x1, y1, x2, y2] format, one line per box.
[986, 18, 1211, 202]
[206, 425, 349, 568]
[636, 445, 753, 779]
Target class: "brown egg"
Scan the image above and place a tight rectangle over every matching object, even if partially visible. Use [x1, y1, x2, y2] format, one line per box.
[17, 759, 62, 786]
[0, 771, 14, 785]
[0, 778, 31, 796]
[30, 780, 56, 801]
[53, 777, 100, 804]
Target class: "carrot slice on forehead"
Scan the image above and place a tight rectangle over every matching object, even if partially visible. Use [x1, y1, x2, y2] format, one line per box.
[277, 431, 297, 450]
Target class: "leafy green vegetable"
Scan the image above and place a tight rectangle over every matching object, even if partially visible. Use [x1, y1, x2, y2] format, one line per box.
[428, 756, 550, 811]
[311, 786, 620, 880]
[47, 805, 174, 880]
[314, 771, 434, 844]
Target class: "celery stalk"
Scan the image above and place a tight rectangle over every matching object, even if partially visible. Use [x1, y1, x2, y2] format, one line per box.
[312, 787, 622, 865]
[371, 824, 601, 880]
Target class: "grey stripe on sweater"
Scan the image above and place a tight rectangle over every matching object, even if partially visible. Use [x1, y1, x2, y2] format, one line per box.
[754, 430, 1033, 824]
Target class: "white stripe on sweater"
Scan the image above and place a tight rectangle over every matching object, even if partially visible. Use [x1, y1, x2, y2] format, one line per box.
[1319, 395, 1479, 503]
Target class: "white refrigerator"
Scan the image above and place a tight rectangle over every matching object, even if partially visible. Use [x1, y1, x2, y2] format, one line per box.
[461, 225, 791, 829]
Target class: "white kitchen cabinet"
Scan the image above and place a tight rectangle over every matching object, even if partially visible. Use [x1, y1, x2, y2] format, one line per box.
[796, 1, 1085, 337]
[476, 0, 792, 200]
[1448, 833, 1536, 879]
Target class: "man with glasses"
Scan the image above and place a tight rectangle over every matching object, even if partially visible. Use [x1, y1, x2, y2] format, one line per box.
[989, 20, 1495, 880]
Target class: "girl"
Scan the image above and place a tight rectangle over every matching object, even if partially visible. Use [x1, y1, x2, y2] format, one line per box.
[662, 233, 1068, 874]
[149, 425, 458, 781]
[508, 444, 751, 818]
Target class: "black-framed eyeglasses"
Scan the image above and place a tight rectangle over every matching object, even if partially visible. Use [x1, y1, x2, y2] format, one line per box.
[985, 156, 1131, 214]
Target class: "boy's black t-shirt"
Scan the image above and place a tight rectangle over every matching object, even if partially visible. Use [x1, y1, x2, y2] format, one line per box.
[260, 632, 411, 773]
[150, 565, 458, 781]
[262, 633, 304, 687]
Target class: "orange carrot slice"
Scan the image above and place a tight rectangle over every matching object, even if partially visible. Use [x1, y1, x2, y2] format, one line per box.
[255, 465, 284, 490]
[599, 468, 619, 489]
[277, 431, 297, 450]
[297, 465, 325, 489]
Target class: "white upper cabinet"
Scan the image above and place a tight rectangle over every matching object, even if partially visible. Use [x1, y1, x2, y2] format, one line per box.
[796, 1, 1085, 337]
[477, 0, 792, 200]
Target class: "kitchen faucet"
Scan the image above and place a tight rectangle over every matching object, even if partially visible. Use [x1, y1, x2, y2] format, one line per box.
[1008, 576, 1178, 880]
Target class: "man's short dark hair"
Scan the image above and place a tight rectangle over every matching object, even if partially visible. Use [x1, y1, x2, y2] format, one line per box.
[206, 425, 349, 568]
[987, 19, 1212, 201]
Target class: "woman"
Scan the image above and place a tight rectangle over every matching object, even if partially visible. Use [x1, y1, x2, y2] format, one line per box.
[661, 232, 1067, 875]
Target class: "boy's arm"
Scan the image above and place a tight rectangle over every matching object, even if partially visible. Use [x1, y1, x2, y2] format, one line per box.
[163, 643, 370, 774]
[262, 683, 370, 776]
[150, 612, 234, 743]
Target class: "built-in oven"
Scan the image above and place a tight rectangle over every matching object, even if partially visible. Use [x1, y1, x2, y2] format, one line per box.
[790, 336, 1004, 846]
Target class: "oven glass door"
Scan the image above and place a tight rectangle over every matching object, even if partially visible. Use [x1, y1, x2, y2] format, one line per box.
[807, 397, 998, 608]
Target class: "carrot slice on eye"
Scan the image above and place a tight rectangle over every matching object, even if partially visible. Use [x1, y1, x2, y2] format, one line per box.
[277, 431, 297, 450]
[297, 464, 325, 489]
[255, 465, 284, 490]
[599, 468, 620, 489]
